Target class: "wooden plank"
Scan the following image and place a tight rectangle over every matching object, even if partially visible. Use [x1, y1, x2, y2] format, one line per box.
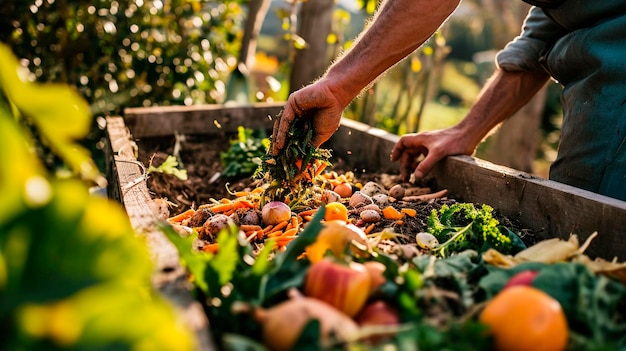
[105, 116, 216, 351]
[123, 102, 284, 138]
[426, 155, 626, 260]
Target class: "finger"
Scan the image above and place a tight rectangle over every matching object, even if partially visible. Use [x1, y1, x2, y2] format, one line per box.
[413, 153, 440, 181]
[399, 151, 418, 182]
[271, 106, 296, 155]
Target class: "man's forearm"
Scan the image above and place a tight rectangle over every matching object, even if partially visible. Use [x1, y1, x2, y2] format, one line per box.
[456, 68, 550, 147]
[324, 0, 460, 106]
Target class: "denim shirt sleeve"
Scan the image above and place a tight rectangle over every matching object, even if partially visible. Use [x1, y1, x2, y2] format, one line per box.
[496, 6, 565, 72]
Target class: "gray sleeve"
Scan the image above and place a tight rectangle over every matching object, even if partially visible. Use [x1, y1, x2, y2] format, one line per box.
[496, 7, 563, 72]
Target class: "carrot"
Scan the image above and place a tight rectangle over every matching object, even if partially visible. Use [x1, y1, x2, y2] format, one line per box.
[298, 208, 318, 217]
[282, 227, 299, 237]
[268, 220, 289, 234]
[241, 225, 263, 232]
[303, 215, 314, 222]
[401, 208, 417, 217]
[287, 217, 299, 230]
[313, 161, 328, 177]
[202, 243, 219, 254]
[364, 223, 376, 234]
[210, 203, 234, 213]
[396, 220, 404, 225]
[234, 200, 255, 209]
[266, 230, 284, 238]
[382, 206, 404, 220]
[168, 208, 195, 223]
[233, 191, 250, 197]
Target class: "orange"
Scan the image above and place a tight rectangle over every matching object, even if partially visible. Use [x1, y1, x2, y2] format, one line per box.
[304, 220, 369, 262]
[479, 285, 568, 351]
[324, 202, 349, 222]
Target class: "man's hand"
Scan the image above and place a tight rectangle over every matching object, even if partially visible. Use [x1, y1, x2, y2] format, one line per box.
[271, 81, 346, 155]
[390, 127, 475, 182]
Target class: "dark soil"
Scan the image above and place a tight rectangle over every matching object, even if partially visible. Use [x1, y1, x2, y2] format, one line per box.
[135, 134, 539, 248]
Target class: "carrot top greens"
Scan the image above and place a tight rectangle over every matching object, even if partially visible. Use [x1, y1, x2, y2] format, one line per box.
[255, 113, 331, 206]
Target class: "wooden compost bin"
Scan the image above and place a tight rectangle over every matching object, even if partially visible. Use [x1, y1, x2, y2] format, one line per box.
[104, 102, 626, 350]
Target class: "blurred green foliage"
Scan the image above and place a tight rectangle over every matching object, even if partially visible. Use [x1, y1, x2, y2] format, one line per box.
[0, 42, 194, 350]
[0, 0, 245, 117]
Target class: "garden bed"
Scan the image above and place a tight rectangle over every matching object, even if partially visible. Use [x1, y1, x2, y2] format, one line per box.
[104, 103, 626, 351]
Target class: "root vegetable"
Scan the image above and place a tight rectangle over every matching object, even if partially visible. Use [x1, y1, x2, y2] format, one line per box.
[388, 184, 405, 200]
[251, 295, 359, 351]
[372, 194, 389, 206]
[360, 181, 387, 197]
[262, 201, 292, 226]
[349, 191, 373, 208]
[200, 214, 234, 240]
[239, 209, 260, 226]
[349, 203, 381, 215]
[321, 189, 342, 203]
[360, 209, 381, 223]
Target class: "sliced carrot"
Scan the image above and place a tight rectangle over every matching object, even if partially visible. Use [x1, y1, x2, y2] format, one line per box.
[401, 208, 417, 217]
[282, 227, 299, 237]
[382, 206, 404, 220]
[396, 220, 404, 225]
[202, 243, 219, 254]
[233, 191, 250, 197]
[266, 230, 284, 238]
[364, 223, 376, 234]
[168, 209, 195, 223]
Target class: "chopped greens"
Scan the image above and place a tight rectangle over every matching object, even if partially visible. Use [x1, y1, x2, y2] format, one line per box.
[427, 203, 526, 257]
[254, 113, 332, 205]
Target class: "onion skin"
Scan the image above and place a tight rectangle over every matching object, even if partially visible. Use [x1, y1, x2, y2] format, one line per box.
[261, 201, 291, 226]
[304, 258, 371, 317]
[254, 296, 359, 351]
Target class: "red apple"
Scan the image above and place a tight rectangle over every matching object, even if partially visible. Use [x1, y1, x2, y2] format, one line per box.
[304, 257, 371, 317]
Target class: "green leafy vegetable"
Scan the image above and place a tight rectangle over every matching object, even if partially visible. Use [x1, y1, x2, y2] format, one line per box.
[427, 203, 525, 257]
[220, 126, 269, 179]
[148, 154, 188, 180]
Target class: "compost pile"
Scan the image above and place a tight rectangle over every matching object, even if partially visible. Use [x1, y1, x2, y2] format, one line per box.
[138, 128, 626, 351]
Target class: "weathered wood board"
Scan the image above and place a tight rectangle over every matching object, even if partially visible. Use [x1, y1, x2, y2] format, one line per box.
[106, 103, 626, 350]
[104, 116, 216, 351]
